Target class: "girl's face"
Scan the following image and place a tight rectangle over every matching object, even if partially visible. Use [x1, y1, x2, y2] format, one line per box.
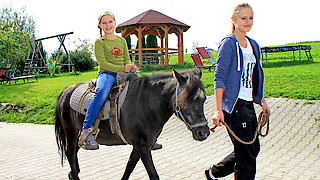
[232, 7, 253, 33]
[99, 15, 116, 36]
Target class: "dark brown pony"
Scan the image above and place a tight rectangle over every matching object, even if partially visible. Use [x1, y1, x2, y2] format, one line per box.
[55, 69, 210, 180]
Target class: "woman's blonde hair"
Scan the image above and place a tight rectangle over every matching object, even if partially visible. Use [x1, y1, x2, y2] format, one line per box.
[231, 3, 253, 33]
[98, 11, 116, 37]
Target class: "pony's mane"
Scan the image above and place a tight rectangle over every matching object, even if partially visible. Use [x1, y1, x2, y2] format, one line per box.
[176, 71, 205, 108]
[141, 69, 205, 108]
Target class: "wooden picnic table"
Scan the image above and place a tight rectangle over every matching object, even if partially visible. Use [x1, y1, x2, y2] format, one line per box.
[260, 45, 312, 64]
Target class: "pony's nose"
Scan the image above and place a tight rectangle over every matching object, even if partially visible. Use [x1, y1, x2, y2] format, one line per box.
[197, 126, 210, 141]
[199, 129, 209, 138]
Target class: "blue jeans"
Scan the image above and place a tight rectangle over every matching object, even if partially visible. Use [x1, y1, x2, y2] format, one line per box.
[82, 71, 116, 129]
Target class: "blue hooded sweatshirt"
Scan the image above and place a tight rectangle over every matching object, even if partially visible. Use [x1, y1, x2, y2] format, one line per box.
[214, 34, 264, 114]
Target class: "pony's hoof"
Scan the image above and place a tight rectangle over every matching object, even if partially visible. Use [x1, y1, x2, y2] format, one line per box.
[68, 172, 74, 180]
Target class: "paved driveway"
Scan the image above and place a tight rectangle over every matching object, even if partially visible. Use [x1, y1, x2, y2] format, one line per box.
[0, 96, 319, 179]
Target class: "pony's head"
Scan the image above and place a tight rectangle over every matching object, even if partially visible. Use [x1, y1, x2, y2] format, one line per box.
[170, 69, 210, 141]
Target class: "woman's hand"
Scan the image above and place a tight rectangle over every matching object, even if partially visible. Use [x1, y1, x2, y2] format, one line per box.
[261, 97, 271, 115]
[123, 64, 137, 72]
[213, 88, 224, 126]
[213, 110, 224, 126]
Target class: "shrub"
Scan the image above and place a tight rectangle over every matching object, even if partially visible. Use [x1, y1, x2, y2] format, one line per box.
[59, 50, 95, 72]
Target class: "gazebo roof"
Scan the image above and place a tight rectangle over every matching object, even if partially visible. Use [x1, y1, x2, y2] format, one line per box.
[116, 9, 190, 32]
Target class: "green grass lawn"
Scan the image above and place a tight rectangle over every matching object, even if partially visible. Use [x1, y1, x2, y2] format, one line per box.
[0, 41, 319, 124]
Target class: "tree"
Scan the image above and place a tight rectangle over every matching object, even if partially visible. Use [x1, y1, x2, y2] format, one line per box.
[192, 41, 199, 53]
[58, 38, 95, 72]
[0, 6, 36, 74]
[73, 38, 93, 53]
[125, 36, 131, 49]
[135, 36, 146, 60]
[59, 50, 95, 72]
[125, 36, 132, 60]
[0, 6, 36, 37]
[146, 35, 158, 53]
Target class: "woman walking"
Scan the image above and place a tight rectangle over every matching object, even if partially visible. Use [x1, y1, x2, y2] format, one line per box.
[205, 3, 270, 180]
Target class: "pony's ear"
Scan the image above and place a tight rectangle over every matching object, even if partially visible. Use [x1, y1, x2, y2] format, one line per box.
[173, 69, 187, 85]
[194, 69, 202, 79]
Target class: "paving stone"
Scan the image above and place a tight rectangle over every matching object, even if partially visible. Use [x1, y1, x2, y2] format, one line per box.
[0, 97, 319, 179]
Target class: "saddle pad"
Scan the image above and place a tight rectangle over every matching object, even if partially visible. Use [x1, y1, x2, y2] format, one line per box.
[69, 82, 129, 120]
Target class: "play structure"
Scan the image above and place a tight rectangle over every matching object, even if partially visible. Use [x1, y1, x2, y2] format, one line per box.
[0, 32, 74, 85]
[24, 32, 74, 75]
[191, 47, 217, 71]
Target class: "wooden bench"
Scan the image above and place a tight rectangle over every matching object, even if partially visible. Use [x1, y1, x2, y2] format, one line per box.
[260, 45, 312, 64]
[9, 75, 38, 84]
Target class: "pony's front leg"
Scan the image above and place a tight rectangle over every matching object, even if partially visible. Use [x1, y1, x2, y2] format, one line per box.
[138, 146, 159, 180]
[121, 148, 140, 180]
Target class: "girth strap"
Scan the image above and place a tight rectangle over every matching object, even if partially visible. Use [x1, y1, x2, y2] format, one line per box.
[109, 81, 128, 144]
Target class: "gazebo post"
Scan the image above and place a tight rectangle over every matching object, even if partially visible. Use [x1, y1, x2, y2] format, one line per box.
[160, 38, 164, 65]
[177, 28, 184, 65]
[138, 26, 143, 66]
[180, 33, 184, 64]
[164, 25, 169, 66]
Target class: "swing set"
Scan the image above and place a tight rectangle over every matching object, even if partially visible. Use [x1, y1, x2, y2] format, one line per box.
[1, 32, 75, 84]
[23, 31, 75, 76]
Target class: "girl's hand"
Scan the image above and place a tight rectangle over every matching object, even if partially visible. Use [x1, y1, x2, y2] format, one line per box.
[123, 64, 137, 72]
[129, 65, 137, 72]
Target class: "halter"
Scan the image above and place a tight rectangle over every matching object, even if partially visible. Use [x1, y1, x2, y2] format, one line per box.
[174, 82, 208, 130]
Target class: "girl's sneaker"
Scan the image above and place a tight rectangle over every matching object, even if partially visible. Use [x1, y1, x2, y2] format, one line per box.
[78, 129, 99, 150]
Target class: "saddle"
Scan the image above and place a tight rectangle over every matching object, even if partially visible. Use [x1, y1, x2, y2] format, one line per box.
[70, 73, 137, 136]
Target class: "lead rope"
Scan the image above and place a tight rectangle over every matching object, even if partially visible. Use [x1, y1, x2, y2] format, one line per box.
[211, 110, 270, 145]
[258, 111, 270, 137]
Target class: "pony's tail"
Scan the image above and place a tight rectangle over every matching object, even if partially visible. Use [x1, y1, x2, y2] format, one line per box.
[55, 91, 67, 166]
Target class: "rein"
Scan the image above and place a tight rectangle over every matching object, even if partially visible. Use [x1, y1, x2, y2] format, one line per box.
[210, 110, 270, 145]
[174, 82, 208, 130]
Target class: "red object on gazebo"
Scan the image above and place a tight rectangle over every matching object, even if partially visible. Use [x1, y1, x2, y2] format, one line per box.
[116, 10, 190, 66]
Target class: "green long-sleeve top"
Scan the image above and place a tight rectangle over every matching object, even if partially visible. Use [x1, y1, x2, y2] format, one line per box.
[94, 36, 130, 73]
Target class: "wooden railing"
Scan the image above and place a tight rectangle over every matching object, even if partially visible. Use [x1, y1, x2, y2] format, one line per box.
[128, 48, 182, 66]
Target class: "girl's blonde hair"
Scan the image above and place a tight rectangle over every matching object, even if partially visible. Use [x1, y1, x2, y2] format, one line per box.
[98, 11, 116, 37]
[231, 3, 253, 33]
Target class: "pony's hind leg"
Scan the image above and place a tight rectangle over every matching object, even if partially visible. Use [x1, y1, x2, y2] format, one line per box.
[121, 148, 141, 180]
[65, 129, 81, 180]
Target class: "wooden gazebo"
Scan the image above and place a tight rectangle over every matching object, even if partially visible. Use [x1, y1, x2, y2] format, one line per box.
[116, 10, 190, 66]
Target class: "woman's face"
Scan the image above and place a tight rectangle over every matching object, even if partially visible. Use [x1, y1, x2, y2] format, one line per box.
[233, 7, 253, 33]
[99, 15, 116, 36]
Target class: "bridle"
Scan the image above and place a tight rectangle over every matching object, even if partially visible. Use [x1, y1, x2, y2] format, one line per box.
[173, 82, 208, 130]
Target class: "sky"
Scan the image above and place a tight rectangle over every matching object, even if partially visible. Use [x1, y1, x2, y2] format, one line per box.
[2, 0, 319, 55]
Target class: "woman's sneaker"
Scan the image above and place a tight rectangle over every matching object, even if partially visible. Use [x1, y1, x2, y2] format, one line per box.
[205, 167, 218, 180]
[151, 142, 162, 150]
[78, 129, 99, 150]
